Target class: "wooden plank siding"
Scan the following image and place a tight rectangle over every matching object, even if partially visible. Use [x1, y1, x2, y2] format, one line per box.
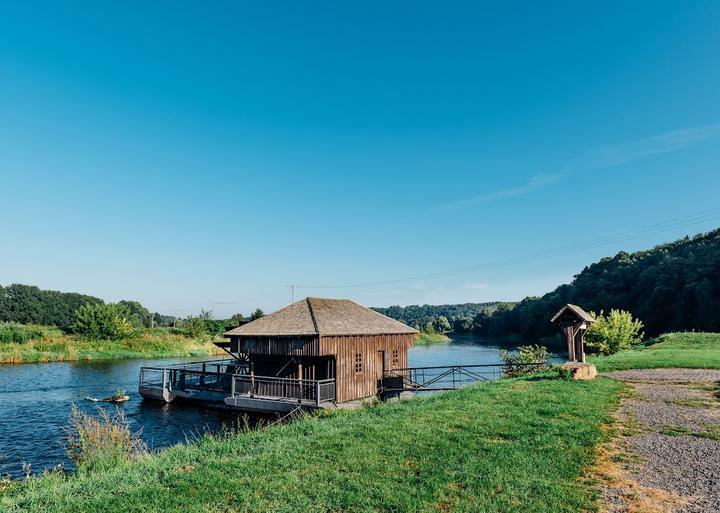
[230, 336, 320, 356]
[320, 334, 415, 402]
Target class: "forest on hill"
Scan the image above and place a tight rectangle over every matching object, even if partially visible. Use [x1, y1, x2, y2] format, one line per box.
[476, 228, 720, 339]
[0, 284, 177, 330]
[373, 302, 514, 333]
[374, 229, 720, 340]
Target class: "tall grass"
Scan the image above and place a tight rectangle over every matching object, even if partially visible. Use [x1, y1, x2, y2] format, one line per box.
[66, 406, 147, 472]
[0, 327, 223, 364]
[0, 323, 62, 344]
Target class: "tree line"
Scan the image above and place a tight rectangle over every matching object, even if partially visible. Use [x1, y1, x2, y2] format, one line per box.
[374, 228, 720, 341]
[0, 283, 264, 334]
[372, 302, 515, 334]
[474, 228, 720, 339]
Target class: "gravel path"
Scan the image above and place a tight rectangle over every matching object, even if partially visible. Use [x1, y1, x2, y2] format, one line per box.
[603, 368, 720, 383]
[600, 370, 720, 513]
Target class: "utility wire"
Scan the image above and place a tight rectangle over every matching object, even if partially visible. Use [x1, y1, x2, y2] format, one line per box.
[295, 207, 720, 290]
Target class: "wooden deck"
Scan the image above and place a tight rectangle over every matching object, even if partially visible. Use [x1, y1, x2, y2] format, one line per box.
[139, 359, 336, 413]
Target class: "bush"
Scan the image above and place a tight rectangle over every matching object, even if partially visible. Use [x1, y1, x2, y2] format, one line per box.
[0, 322, 47, 343]
[71, 303, 134, 340]
[499, 344, 550, 377]
[66, 406, 146, 470]
[585, 309, 644, 355]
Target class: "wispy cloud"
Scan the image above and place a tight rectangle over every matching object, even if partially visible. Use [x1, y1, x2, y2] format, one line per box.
[566, 123, 720, 170]
[437, 122, 720, 211]
[437, 174, 561, 211]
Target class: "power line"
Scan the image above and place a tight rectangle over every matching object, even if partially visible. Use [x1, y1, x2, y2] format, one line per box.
[294, 207, 720, 290]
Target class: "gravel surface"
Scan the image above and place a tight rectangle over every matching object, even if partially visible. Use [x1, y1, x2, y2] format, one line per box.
[603, 368, 720, 383]
[600, 370, 720, 513]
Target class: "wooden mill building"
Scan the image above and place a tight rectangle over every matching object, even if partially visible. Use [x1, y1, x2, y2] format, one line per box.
[222, 297, 419, 406]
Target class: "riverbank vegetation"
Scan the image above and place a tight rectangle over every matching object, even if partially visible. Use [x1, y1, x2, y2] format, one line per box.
[376, 229, 720, 344]
[591, 332, 720, 371]
[0, 374, 622, 513]
[415, 330, 451, 345]
[0, 325, 222, 364]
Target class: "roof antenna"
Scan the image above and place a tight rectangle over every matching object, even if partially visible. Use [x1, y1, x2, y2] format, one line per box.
[285, 284, 296, 304]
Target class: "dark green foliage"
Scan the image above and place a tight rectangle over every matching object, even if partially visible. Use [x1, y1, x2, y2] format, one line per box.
[152, 313, 177, 327]
[0, 284, 103, 330]
[249, 308, 265, 321]
[499, 344, 551, 377]
[478, 229, 720, 339]
[181, 310, 234, 338]
[0, 283, 179, 330]
[71, 304, 134, 340]
[117, 301, 153, 328]
[373, 302, 515, 332]
[0, 323, 51, 344]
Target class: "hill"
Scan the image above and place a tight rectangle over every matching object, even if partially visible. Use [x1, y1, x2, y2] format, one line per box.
[0, 284, 176, 330]
[477, 228, 720, 339]
[372, 302, 514, 333]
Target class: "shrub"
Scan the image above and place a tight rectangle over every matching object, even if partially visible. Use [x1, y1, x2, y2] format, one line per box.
[66, 406, 146, 470]
[71, 303, 134, 339]
[585, 309, 644, 355]
[499, 344, 550, 377]
[0, 322, 47, 343]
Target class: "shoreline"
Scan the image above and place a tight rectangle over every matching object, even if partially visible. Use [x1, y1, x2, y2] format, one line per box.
[0, 330, 223, 364]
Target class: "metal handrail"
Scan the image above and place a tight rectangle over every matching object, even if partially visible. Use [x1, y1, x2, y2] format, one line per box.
[381, 362, 549, 393]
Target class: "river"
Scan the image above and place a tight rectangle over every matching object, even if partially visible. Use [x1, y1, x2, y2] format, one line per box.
[0, 336, 557, 478]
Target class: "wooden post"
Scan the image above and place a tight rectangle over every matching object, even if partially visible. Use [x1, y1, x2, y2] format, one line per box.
[315, 380, 321, 407]
[577, 330, 586, 363]
[298, 362, 303, 403]
[298, 363, 302, 403]
[566, 325, 576, 362]
[250, 368, 255, 398]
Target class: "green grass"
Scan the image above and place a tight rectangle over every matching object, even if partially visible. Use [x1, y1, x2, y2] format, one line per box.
[0, 375, 622, 513]
[0, 327, 222, 364]
[590, 332, 720, 372]
[415, 331, 451, 346]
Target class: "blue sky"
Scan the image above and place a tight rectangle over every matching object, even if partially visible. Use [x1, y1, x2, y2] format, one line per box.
[2, 1, 720, 317]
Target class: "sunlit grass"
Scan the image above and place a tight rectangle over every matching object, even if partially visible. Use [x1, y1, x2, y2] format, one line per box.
[591, 332, 720, 371]
[1, 375, 622, 513]
[0, 327, 223, 363]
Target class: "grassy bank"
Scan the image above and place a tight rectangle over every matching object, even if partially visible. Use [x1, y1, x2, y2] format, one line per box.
[1, 375, 622, 513]
[0, 325, 222, 364]
[415, 331, 451, 346]
[591, 332, 720, 371]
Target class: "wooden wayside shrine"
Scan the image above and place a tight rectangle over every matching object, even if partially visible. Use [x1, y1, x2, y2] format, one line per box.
[551, 304, 598, 380]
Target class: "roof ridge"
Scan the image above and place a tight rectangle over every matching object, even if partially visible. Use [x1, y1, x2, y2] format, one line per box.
[306, 297, 320, 335]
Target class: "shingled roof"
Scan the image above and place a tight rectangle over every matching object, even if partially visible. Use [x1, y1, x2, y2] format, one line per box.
[225, 297, 419, 337]
[550, 304, 596, 324]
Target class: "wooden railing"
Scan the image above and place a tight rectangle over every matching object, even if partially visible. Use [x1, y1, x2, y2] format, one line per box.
[230, 375, 336, 407]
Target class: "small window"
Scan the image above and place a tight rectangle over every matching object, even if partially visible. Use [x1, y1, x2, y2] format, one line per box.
[392, 349, 399, 367]
[245, 339, 257, 350]
[292, 339, 304, 350]
[354, 352, 363, 373]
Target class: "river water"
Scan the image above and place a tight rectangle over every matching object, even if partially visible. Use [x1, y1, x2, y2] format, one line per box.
[0, 336, 555, 478]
